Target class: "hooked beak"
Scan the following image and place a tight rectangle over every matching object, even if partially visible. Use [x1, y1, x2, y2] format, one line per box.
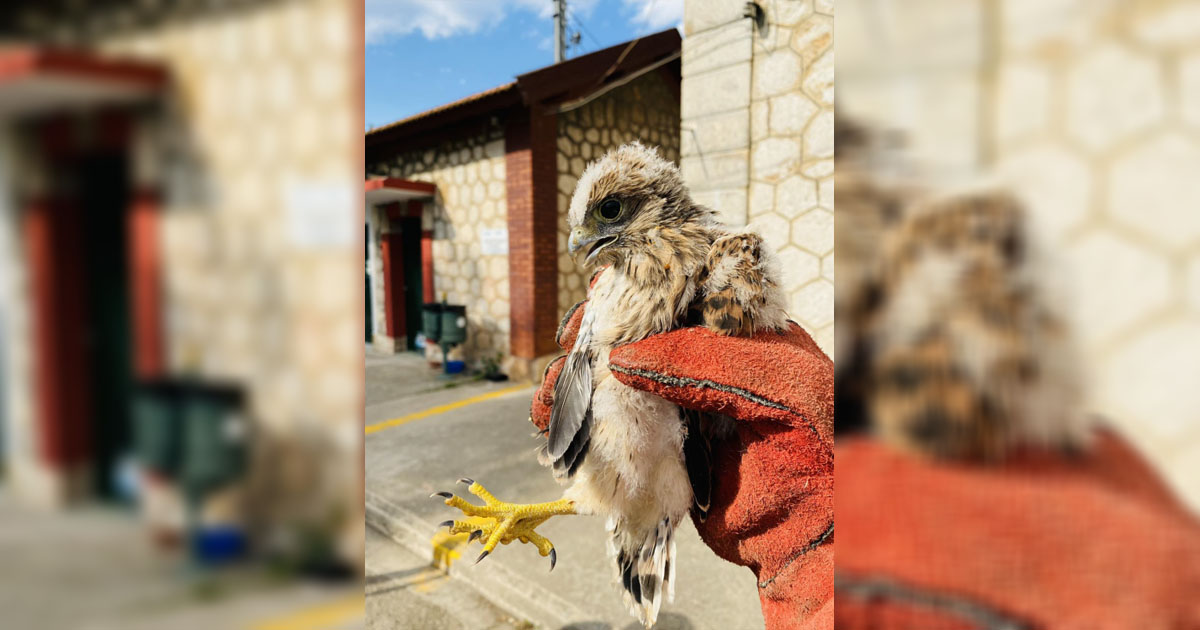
[568, 228, 595, 255]
[568, 228, 616, 263]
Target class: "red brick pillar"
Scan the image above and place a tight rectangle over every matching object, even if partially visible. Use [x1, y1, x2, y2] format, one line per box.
[506, 106, 560, 360]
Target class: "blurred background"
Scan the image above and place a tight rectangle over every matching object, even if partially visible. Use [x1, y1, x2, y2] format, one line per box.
[361, 1, 833, 628]
[838, 0, 1200, 511]
[0, 1, 364, 628]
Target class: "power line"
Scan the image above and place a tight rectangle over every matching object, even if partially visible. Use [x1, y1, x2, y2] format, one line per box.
[567, 5, 601, 54]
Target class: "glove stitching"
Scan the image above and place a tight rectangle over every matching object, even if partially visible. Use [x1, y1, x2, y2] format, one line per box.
[757, 520, 833, 590]
[608, 364, 823, 442]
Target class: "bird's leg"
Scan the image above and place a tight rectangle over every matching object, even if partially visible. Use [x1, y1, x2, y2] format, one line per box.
[432, 478, 576, 569]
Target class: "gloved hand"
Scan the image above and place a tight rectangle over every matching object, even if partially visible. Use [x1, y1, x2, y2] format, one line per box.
[531, 298, 834, 630]
[835, 431, 1200, 629]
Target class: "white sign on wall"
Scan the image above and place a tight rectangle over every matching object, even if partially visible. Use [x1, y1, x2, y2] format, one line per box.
[284, 178, 357, 249]
[479, 227, 509, 255]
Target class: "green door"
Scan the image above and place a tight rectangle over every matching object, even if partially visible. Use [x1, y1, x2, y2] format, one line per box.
[366, 224, 373, 343]
[81, 152, 134, 500]
[397, 217, 423, 351]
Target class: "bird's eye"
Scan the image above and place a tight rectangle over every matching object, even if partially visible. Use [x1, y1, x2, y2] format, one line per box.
[596, 198, 622, 222]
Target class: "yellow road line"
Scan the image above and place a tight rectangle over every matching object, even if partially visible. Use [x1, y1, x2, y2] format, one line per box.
[365, 384, 531, 435]
[248, 593, 363, 630]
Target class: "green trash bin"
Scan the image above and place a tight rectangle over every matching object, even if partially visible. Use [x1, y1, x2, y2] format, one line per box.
[440, 305, 467, 346]
[179, 384, 247, 496]
[132, 381, 183, 477]
[422, 303, 444, 343]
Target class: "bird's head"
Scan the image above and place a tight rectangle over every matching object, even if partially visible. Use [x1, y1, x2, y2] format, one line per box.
[567, 142, 712, 267]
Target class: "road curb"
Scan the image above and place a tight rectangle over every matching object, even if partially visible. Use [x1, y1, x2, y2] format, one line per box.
[365, 489, 589, 629]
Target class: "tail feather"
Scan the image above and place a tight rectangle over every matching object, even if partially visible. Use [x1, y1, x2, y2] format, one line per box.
[609, 517, 678, 628]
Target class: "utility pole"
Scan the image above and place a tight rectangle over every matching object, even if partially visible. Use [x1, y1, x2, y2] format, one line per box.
[553, 0, 567, 63]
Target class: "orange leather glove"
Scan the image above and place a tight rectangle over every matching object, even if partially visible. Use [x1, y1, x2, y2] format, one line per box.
[835, 431, 1200, 629]
[531, 299, 834, 630]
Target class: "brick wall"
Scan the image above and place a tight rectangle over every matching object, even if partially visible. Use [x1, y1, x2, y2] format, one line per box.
[506, 107, 560, 360]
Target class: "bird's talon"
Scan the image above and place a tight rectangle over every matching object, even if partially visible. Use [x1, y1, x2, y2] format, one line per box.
[475, 550, 489, 565]
[457, 477, 474, 486]
[434, 480, 574, 564]
[437, 520, 454, 530]
[549, 548, 557, 571]
[431, 491, 452, 499]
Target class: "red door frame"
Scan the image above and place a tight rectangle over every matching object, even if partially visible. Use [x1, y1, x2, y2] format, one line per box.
[24, 112, 164, 471]
[379, 200, 426, 347]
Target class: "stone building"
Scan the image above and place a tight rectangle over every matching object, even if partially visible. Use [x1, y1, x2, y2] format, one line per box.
[679, 0, 836, 354]
[839, 0, 1200, 509]
[0, 0, 361, 562]
[365, 30, 681, 377]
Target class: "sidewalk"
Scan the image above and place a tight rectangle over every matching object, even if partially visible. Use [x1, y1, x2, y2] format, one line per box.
[365, 357, 765, 630]
[366, 347, 476, 406]
[0, 493, 362, 630]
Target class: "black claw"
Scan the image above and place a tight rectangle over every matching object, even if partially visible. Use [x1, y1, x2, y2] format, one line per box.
[438, 520, 454, 530]
[457, 478, 474, 486]
[475, 550, 489, 565]
[468, 530, 483, 543]
[549, 548, 557, 572]
[430, 491, 452, 499]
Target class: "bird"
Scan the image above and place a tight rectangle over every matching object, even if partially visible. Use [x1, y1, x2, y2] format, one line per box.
[832, 116, 1087, 460]
[432, 142, 791, 627]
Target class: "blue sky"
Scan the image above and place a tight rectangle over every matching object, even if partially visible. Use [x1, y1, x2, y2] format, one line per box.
[364, 0, 683, 130]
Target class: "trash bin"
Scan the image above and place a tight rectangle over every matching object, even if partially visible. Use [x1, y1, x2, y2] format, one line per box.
[440, 305, 467, 346]
[132, 380, 182, 477]
[179, 384, 247, 496]
[422, 303, 444, 343]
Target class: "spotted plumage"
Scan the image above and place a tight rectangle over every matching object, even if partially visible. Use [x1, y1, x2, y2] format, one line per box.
[835, 118, 1088, 460]
[545, 142, 788, 626]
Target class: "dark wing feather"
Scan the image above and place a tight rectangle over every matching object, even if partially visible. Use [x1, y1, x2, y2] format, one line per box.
[547, 348, 592, 460]
[682, 408, 713, 520]
[553, 407, 592, 478]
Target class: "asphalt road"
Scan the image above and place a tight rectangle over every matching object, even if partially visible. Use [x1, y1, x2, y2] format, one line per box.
[364, 352, 766, 630]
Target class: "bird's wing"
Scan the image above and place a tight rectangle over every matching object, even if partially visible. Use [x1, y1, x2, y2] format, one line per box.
[682, 408, 737, 521]
[699, 231, 790, 336]
[546, 307, 596, 475]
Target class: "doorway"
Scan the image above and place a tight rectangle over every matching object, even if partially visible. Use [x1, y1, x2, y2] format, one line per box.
[27, 142, 134, 501]
[366, 223, 373, 344]
[80, 151, 134, 499]
[388, 216, 423, 351]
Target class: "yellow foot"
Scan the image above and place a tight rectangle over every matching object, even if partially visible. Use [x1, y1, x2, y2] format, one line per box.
[431, 478, 575, 569]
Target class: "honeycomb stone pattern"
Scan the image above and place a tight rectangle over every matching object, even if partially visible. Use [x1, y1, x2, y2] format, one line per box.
[681, 0, 835, 353]
[840, 0, 1200, 509]
[95, 0, 359, 440]
[555, 72, 681, 315]
[371, 127, 511, 361]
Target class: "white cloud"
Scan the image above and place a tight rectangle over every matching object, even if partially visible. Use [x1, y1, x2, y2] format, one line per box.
[623, 0, 684, 31]
[366, 0, 600, 45]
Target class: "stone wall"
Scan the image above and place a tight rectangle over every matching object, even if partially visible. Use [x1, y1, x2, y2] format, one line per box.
[839, 0, 1200, 510]
[98, 0, 360, 443]
[681, 0, 835, 353]
[0, 0, 362, 551]
[369, 126, 511, 362]
[554, 71, 681, 316]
